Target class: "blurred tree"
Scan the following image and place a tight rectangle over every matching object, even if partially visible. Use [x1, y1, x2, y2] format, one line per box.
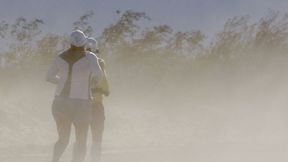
[100, 10, 150, 47]
[35, 34, 62, 65]
[133, 25, 173, 52]
[209, 15, 252, 61]
[73, 10, 95, 36]
[0, 21, 9, 39]
[254, 10, 288, 49]
[0, 17, 44, 69]
[10, 17, 44, 42]
[168, 30, 205, 58]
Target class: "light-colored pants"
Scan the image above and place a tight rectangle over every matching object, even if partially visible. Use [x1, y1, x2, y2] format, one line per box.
[90, 101, 105, 162]
[52, 96, 92, 162]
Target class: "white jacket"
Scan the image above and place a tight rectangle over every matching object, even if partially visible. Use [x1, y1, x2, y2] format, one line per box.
[46, 51, 103, 100]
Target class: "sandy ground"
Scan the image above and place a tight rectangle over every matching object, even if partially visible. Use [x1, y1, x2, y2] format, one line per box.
[2, 72, 288, 162]
[1, 141, 288, 162]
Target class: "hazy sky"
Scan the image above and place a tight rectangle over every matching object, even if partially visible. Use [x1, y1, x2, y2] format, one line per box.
[0, 0, 287, 37]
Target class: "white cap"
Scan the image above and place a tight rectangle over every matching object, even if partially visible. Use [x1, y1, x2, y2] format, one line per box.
[69, 30, 87, 47]
[86, 37, 98, 52]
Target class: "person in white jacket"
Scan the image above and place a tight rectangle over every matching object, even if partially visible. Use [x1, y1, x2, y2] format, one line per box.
[86, 37, 110, 162]
[46, 30, 103, 162]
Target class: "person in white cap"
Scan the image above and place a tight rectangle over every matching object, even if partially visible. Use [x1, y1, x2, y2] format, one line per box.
[86, 37, 110, 162]
[46, 30, 103, 162]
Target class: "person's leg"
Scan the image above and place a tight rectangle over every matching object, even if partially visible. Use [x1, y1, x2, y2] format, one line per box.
[90, 102, 105, 162]
[51, 97, 72, 162]
[71, 100, 92, 162]
[52, 118, 72, 162]
[72, 121, 90, 162]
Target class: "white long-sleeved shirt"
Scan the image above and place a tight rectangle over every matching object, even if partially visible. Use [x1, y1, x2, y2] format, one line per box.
[46, 50, 103, 100]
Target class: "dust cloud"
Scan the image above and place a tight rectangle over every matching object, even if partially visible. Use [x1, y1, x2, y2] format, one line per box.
[1, 11, 288, 162]
[1, 49, 288, 162]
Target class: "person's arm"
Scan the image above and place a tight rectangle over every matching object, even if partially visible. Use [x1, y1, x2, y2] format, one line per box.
[98, 59, 110, 96]
[46, 57, 60, 84]
[88, 52, 103, 86]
